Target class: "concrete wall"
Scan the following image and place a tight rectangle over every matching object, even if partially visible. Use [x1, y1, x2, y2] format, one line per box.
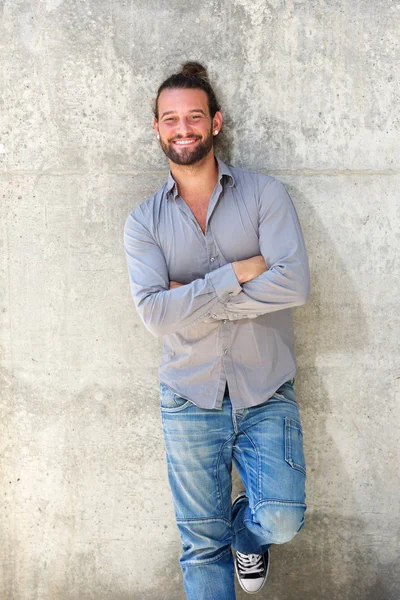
[1, 1, 399, 598]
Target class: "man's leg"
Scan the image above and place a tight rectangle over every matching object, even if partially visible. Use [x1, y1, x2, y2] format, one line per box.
[159, 382, 236, 600]
[231, 380, 307, 554]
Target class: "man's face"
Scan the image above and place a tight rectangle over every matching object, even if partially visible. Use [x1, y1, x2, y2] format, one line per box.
[154, 88, 221, 166]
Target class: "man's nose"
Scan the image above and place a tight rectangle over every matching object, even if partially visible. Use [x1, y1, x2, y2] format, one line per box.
[175, 118, 196, 138]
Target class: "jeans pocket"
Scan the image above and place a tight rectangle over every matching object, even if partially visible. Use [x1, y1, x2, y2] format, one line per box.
[159, 382, 193, 412]
[273, 380, 298, 406]
[284, 416, 307, 475]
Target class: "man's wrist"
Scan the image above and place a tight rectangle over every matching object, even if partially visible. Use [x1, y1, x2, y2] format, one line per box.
[232, 261, 246, 284]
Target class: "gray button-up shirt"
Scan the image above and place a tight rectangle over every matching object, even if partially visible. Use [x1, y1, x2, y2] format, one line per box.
[123, 157, 310, 409]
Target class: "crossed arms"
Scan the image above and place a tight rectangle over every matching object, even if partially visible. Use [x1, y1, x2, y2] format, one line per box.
[123, 178, 310, 337]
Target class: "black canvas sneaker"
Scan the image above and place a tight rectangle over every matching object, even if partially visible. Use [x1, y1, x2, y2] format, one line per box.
[232, 492, 270, 594]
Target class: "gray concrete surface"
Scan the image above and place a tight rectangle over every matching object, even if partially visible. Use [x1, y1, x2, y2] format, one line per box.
[1, 1, 399, 599]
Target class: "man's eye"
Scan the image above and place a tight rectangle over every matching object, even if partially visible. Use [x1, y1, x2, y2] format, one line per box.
[192, 116, 201, 120]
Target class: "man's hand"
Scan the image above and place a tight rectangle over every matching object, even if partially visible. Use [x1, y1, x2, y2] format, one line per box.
[232, 255, 268, 284]
[169, 280, 184, 289]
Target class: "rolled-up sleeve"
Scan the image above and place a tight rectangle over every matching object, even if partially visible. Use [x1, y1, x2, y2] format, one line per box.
[123, 208, 242, 337]
[219, 177, 310, 319]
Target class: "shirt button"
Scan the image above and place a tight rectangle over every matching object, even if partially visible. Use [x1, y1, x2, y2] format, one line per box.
[223, 349, 228, 355]
[212, 313, 218, 319]
[210, 257, 215, 262]
[223, 319, 227, 324]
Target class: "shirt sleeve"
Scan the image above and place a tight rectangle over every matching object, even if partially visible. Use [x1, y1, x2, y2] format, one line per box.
[123, 208, 243, 337]
[209, 177, 310, 321]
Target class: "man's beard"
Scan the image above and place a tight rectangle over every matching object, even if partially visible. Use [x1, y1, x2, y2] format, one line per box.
[159, 127, 214, 166]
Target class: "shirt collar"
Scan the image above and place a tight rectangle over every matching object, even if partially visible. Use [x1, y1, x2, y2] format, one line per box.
[166, 157, 236, 200]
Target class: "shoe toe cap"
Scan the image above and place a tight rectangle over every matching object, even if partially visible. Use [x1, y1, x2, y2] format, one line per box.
[241, 578, 265, 593]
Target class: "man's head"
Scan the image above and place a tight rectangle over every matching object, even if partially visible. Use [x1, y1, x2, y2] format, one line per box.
[153, 62, 223, 166]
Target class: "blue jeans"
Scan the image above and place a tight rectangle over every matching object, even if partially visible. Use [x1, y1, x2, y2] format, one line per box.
[159, 379, 307, 600]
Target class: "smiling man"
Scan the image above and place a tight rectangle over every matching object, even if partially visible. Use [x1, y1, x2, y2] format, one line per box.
[124, 62, 310, 599]
[157, 90, 215, 166]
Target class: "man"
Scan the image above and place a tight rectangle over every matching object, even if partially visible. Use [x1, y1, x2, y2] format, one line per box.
[124, 62, 310, 599]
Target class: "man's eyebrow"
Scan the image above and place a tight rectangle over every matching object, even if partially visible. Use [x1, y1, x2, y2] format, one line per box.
[160, 109, 207, 119]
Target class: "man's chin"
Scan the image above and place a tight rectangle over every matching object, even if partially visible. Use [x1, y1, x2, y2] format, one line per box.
[169, 154, 204, 166]
[164, 143, 213, 166]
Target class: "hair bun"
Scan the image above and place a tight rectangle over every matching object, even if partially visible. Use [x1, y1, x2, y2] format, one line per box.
[180, 61, 208, 81]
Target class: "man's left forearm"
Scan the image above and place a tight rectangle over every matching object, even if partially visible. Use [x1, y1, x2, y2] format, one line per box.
[171, 264, 309, 324]
[201, 265, 309, 323]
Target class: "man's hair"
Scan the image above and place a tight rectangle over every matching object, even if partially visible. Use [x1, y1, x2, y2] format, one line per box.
[153, 61, 221, 121]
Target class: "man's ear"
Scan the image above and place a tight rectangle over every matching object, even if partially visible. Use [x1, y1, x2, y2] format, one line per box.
[153, 116, 159, 136]
[212, 110, 223, 134]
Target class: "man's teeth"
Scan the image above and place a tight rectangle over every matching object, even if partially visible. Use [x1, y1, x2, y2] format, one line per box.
[174, 139, 197, 145]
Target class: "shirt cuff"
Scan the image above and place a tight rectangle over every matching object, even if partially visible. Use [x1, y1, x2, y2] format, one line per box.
[206, 263, 242, 302]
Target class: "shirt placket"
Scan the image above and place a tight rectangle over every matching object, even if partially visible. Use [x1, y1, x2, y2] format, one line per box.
[204, 181, 234, 408]
[174, 179, 233, 409]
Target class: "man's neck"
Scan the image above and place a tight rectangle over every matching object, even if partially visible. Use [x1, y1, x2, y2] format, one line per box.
[169, 152, 219, 200]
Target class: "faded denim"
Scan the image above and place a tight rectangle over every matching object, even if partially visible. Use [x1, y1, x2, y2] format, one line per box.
[160, 379, 307, 600]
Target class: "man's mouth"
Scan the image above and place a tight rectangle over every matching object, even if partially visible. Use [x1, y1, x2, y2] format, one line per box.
[172, 138, 199, 146]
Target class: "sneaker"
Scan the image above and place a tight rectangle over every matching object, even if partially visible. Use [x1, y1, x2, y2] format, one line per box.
[232, 492, 270, 594]
[232, 490, 247, 504]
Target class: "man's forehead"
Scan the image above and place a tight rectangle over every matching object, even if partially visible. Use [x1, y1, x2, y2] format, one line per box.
[158, 88, 209, 114]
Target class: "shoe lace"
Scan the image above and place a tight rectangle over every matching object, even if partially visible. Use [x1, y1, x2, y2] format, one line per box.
[236, 551, 264, 575]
